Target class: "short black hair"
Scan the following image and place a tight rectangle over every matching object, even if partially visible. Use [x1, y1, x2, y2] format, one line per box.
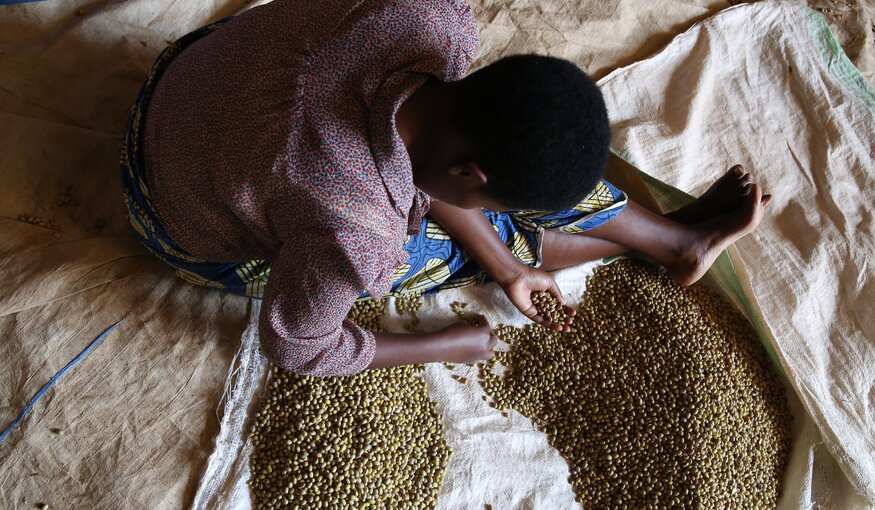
[452, 54, 610, 211]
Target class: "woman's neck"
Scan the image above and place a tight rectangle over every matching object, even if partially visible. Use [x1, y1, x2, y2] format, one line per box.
[396, 76, 452, 151]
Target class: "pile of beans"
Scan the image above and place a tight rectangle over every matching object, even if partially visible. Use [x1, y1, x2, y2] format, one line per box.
[249, 298, 451, 510]
[480, 259, 792, 508]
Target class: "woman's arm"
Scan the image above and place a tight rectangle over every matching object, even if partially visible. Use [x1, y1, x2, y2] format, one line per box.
[427, 200, 524, 284]
[368, 322, 497, 369]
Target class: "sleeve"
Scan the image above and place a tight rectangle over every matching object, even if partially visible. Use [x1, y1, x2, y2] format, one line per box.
[258, 240, 376, 377]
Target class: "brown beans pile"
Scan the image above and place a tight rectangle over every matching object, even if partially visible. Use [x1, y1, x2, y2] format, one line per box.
[249, 298, 451, 510]
[531, 290, 568, 325]
[480, 260, 792, 508]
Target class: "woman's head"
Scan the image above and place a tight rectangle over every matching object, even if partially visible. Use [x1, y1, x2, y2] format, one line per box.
[410, 54, 610, 212]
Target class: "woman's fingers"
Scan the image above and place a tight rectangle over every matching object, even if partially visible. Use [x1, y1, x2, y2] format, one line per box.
[488, 332, 498, 350]
[472, 314, 491, 328]
[531, 313, 548, 326]
[546, 281, 575, 331]
[547, 280, 565, 305]
[518, 301, 546, 324]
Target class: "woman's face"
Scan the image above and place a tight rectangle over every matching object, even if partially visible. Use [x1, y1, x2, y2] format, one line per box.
[409, 145, 508, 212]
[407, 121, 511, 212]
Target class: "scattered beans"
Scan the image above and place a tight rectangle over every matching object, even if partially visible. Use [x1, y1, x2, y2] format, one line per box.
[17, 214, 59, 231]
[450, 301, 486, 327]
[394, 292, 424, 314]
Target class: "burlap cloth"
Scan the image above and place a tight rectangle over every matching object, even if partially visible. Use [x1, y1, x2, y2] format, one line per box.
[1, 0, 872, 508]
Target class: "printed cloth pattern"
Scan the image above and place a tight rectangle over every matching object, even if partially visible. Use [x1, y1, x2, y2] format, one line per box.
[396, 181, 627, 295]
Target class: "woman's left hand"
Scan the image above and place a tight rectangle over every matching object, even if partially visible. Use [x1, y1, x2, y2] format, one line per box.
[496, 264, 576, 332]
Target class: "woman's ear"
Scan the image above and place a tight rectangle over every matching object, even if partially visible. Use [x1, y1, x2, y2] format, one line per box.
[448, 161, 488, 188]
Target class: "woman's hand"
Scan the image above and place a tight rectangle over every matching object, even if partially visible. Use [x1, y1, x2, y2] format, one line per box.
[433, 321, 499, 364]
[424, 200, 575, 331]
[496, 264, 575, 332]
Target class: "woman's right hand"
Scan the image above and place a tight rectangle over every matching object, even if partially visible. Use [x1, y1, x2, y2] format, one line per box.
[432, 321, 498, 364]
[496, 264, 575, 332]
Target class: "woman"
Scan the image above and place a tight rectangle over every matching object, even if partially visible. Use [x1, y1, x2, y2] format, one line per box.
[121, 0, 770, 376]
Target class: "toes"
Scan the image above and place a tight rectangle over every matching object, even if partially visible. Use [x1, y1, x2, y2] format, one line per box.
[740, 183, 762, 206]
[762, 194, 773, 207]
[722, 165, 747, 184]
[749, 183, 763, 202]
[740, 174, 753, 186]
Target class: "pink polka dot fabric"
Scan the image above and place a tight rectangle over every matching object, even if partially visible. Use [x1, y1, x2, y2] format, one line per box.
[142, 0, 478, 376]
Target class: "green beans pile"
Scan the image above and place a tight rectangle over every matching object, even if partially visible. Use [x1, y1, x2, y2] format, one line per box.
[480, 260, 792, 508]
[531, 290, 568, 325]
[249, 298, 451, 510]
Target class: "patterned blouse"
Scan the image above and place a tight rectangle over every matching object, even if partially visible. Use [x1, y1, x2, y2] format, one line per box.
[142, 0, 478, 375]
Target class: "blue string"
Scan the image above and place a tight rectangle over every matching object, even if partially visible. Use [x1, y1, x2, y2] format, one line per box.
[0, 321, 121, 443]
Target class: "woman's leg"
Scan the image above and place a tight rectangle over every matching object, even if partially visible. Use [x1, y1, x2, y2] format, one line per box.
[539, 233, 627, 271]
[540, 180, 771, 286]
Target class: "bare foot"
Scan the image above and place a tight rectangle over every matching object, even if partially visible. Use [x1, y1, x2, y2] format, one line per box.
[666, 165, 771, 224]
[667, 182, 770, 286]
